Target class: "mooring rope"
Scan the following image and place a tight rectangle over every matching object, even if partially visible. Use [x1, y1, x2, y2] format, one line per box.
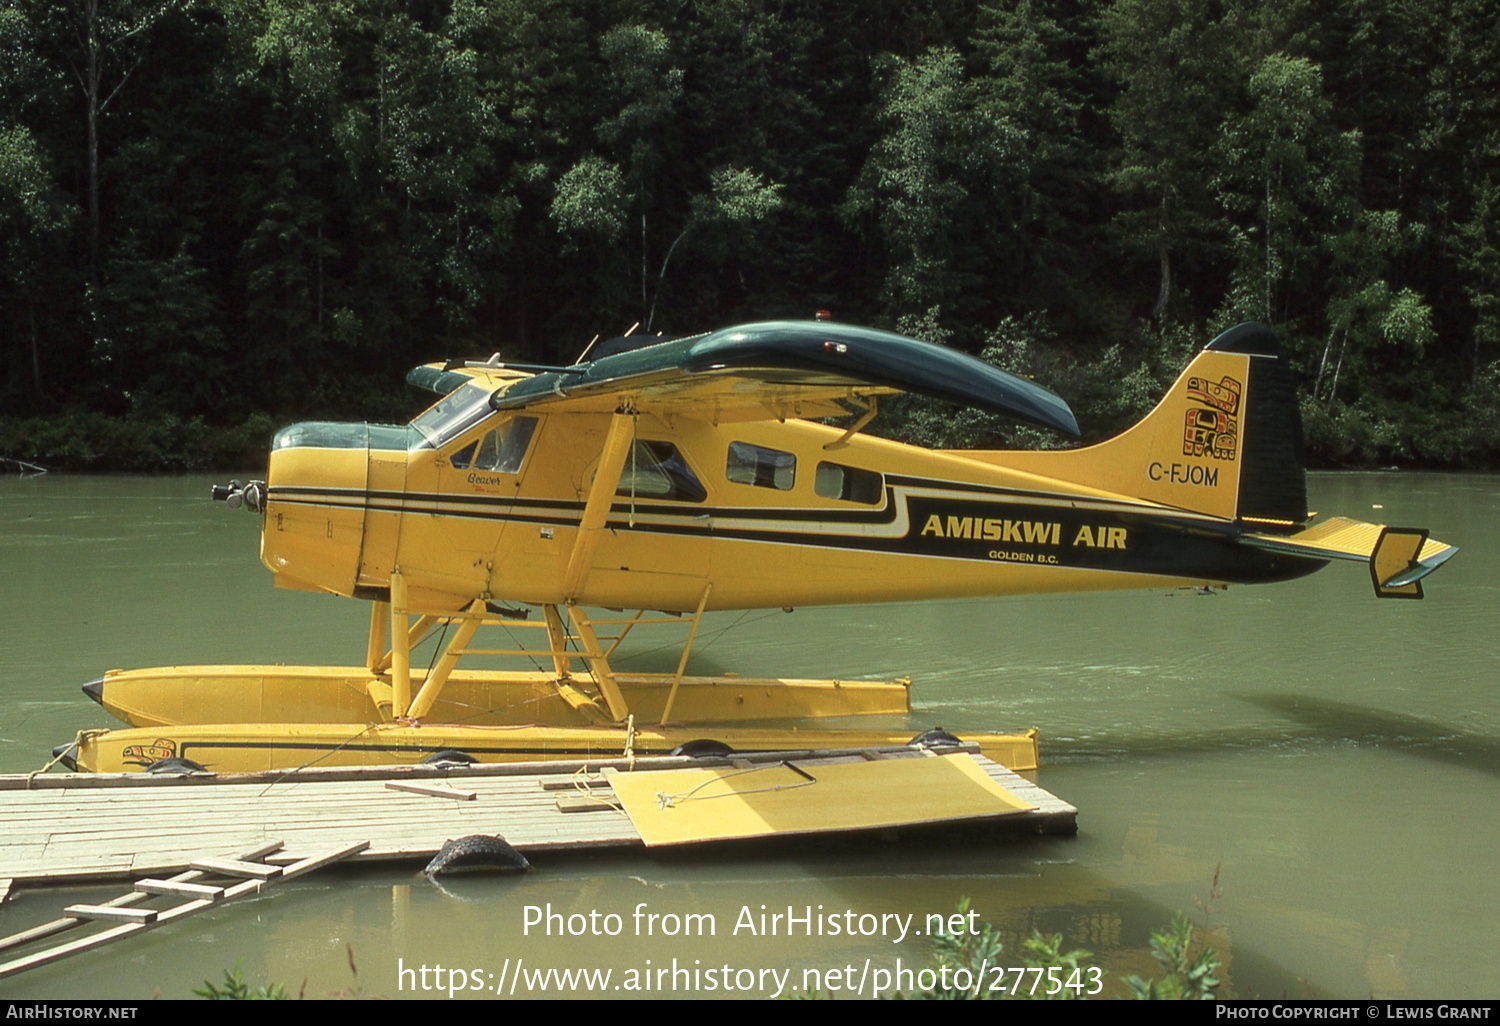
[28, 729, 106, 787]
[569, 764, 623, 813]
[654, 761, 817, 810]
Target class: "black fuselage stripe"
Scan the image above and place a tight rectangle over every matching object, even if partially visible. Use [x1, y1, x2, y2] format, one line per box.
[270, 476, 1180, 524]
[266, 488, 1319, 584]
[270, 487, 1193, 534]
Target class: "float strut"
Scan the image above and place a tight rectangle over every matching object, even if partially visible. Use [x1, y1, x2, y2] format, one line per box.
[659, 583, 712, 724]
[366, 601, 389, 673]
[406, 600, 485, 721]
[389, 571, 411, 717]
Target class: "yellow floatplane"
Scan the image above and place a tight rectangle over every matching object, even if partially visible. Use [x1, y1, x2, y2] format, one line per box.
[60, 320, 1455, 773]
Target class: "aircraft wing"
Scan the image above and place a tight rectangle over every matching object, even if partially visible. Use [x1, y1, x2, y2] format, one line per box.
[1239, 516, 1457, 598]
[449, 321, 1080, 435]
[406, 363, 530, 395]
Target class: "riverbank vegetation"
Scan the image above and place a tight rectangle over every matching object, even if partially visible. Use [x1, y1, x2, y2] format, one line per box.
[2, 0, 1496, 469]
[900, 904, 1222, 1000]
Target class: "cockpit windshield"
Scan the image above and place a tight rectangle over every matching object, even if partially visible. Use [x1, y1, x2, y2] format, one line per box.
[410, 383, 495, 448]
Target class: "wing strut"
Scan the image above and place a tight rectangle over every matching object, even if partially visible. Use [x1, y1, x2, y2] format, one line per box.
[562, 410, 637, 601]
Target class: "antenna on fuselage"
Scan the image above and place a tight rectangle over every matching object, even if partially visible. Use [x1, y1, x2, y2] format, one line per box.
[574, 322, 639, 365]
[573, 334, 602, 366]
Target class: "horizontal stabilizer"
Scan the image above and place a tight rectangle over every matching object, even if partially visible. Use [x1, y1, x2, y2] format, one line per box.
[1239, 517, 1456, 599]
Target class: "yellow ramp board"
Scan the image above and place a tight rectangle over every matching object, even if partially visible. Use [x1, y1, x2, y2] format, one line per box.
[604, 753, 1037, 847]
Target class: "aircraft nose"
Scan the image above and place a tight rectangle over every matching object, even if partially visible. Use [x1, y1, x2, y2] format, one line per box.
[260, 421, 378, 598]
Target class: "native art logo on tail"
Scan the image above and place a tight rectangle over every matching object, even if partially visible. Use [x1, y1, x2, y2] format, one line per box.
[1182, 374, 1242, 461]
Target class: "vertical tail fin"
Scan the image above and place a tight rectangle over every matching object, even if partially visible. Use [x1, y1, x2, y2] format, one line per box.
[974, 323, 1309, 525]
[1201, 323, 1308, 525]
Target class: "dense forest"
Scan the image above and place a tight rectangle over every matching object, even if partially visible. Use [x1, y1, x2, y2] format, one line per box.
[1, 0, 1497, 469]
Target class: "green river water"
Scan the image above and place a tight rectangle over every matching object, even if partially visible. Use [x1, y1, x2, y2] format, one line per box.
[0, 471, 1495, 1000]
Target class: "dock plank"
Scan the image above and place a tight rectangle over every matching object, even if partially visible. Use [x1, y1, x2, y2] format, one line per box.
[0, 751, 1074, 888]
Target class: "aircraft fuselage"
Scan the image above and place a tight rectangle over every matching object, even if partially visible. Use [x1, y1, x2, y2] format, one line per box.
[261, 408, 1321, 614]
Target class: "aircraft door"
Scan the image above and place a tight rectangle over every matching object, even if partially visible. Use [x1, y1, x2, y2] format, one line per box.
[357, 424, 408, 593]
[420, 414, 542, 602]
[577, 429, 711, 612]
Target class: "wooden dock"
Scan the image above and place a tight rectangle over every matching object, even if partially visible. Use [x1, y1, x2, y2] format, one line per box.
[0, 746, 1077, 893]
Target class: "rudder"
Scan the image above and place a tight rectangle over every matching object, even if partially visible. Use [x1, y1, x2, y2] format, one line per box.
[1210, 323, 1308, 526]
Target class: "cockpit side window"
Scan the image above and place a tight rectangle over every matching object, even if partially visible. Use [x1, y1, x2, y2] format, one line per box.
[617, 440, 706, 503]
[449, 416, 539, 473]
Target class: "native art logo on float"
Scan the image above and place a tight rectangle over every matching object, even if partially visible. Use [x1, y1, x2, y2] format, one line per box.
[121, 737, 178, 766]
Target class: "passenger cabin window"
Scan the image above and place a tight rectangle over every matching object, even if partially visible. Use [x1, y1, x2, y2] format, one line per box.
[814, 461, 883, 504]
[726, 442, 795, 490]
[449, 416, 538, 473]
[617, 440, 706, 503]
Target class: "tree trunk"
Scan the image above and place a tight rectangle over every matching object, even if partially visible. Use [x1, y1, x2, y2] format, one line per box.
[1314, 324, 1336, 399]
[1264, 177, 1273, 323]
[1326, 327, 1349, 412]
[1152, 189, 1172, 319]
[85, 0, 102, 288]
[640, 213, 649, 315]
[29, 302, 45, 402]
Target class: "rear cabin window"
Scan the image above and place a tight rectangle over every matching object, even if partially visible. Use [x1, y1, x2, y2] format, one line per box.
[617, 440, 707, 503]
[449, 416, 538, 473]
[726, 442, 795, 490]
[814, 461, 884, 504]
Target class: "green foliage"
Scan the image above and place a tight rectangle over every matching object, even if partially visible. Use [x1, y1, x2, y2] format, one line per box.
[911, 897, 1005, 1000]
[845, 46, 1019, 322]
[0, 0, 1495, 465]
[0, 125, 67, 234]
[1018, 929, 1096, 1000]
[597, 24, 683, 153]
[551, 155, 627, 244]
[1453, 176, 1500, 370]
[1122, 912, 1222, 1000]
[900, 905, 1097, 1001]
[0, 411, 276, 472]
[970, 0, 1099, 319]
[876, 900, 1221, 1001]
[1213, 53, 1355, 330]
[875, 312, 1184, 451]
[1457, 360, 1500, 464]
[693, 167, 784, 230]
[1097, 0, 1239, 320]
[193, 961, 287, 1000]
